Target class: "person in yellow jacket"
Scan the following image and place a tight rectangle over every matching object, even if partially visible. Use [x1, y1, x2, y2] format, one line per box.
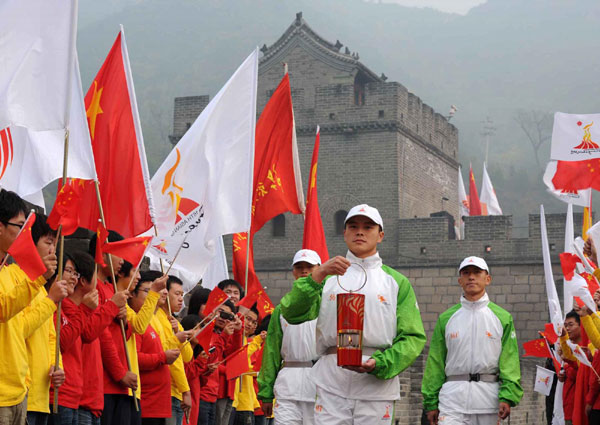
[151, 273, 194, 425]
[232, 306, 264, 425]
[0, 191, 66, 425]
[24, 214, 71, 425]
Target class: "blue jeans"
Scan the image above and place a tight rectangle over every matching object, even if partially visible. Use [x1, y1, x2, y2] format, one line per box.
[58, 406, 78, 425]
[27, 412, 49, 425]
[77, 409, 100, 425]
[198, 401, 216, 425]
[172, 398, 183, 425]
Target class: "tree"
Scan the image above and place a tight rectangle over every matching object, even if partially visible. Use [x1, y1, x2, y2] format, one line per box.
[514, 109, 553, 174]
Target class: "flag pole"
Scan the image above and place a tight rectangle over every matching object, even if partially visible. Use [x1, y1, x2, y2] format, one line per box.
[244, 232, 251, 295]
[93, 180, 139, 412]
[152, 226, 174, 326]
[164, 233, 190, 276]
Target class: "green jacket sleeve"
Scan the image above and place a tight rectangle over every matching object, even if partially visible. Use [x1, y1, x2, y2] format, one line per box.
[280, 275, 325, 324]
[489, 303, 523, 407]
[421, 305, 459, 411]
[257, 305, 284, 402]
[370, 266, 426, 380]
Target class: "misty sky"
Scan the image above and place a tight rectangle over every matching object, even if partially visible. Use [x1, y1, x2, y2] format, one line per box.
[377, 0, 486, 14]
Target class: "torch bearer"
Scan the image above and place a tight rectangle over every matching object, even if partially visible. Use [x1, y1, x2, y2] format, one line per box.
[336, 263, 367, 367]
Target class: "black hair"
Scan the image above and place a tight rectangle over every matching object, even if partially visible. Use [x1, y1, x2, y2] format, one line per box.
[255, 314, 271, 334]
[140, 270, 163, 284]
[88, 229, 123, 258]
[188, 287, 211, 316]
[117, 260, 134, 279]
[566, 310, 581, 325]
[181, 314, 201, 331]
[217, 279, 244, 298]
[31, 213, 57, 245]
[167, 275, 183, 291]
[0, 189, 27, 224]
[249, 304, 259, 319]
[69, 250, 95, 283]
[223, 299, 236, 313]
[344, 218, 383, 233]
[132, 277, 151, 295]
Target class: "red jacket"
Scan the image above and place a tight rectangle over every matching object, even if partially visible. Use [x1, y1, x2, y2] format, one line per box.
[587, 351, 600, 409]
[184, 353, 208, 425]
[136, 324, 171, 418]
[79, 300, 119, 415]
[201, 329, 239, 403]
[563, 361, 578, 420]
[52, 298, 84, 409]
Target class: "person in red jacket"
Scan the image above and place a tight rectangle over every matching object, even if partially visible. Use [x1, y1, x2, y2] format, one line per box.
[181, 314, 210, 425]
[201, 300, 242, 425]
[132, 274, 179, 425]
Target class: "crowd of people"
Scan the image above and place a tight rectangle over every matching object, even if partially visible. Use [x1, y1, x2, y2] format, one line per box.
[0, 188, 525, 425]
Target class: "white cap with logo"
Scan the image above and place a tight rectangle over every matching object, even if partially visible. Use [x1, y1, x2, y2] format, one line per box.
[292, 249, 322, 267]
[344, 204, 384, 230]
[458, 256, 489, 273]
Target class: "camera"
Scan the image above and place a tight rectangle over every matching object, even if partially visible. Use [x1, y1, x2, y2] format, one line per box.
[219, 311, 235, 321]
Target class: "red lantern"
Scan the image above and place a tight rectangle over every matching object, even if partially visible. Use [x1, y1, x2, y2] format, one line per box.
[336, 292, 365, 366]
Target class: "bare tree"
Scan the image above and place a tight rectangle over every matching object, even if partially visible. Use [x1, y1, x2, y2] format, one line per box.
[514, 109, 553, 173]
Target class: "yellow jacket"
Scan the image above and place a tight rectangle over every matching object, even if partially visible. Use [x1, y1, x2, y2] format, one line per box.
[124, 290, 160, 399]
[23, 287, 59, 413]
[155, 309, 193, 400]
[232, 335, 263, 412]
[0, 264, 48, 406]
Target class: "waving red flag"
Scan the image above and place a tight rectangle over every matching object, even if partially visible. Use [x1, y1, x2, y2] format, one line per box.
[195, 321, 216, 353]
[47, 179, 93, 236]
[523, 338, 552, 358]
[560, 252, 582, 281]
[204, 287, 229, 316]
[7, 213, 46, 280]
[302, 126, 329, 262]
[103, 236, 151, 266]
[232, 73, 305, 292]
[468, 165, 482, 216]
[225, 345, 249, 380]
[79, 29, 154, 237]
[95, 222, 109, 267]
[256, 292, 275, 319]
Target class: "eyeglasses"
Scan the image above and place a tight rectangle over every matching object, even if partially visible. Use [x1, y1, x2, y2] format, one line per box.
[63, 267, 80, 279]
[4, 221, 24, 229]
[245, 317, 258, 326]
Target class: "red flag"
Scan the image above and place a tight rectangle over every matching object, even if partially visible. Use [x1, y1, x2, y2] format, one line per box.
[238, 286, 264, 310]
[552, 159, 600, 192]
[582, 272, 600, 296]
[7, 213, 46, 280]
[204, 287, 228, 316]
[256, 293, 274, 319]
[232, 73, 304, 291]
[79, 30, 153, 237]
[251, 345, 264, 371]
[47, 179, 93, 236]
[225, 345, 249, 380]
[95, 222, 109, 267]
[523, 338, 552, 358]
[302, 127, 329, 262]
[542, 323, 559, 345]
[195, 321, 215, 352]
[103, 236, 151, 266]
[468, 165, 482, 216]
[232, 232, 262, 294]
[560, 252, 582, 281]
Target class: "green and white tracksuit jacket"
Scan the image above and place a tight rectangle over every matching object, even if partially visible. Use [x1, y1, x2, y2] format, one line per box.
[257, 304, 318, 403]
[421, 293, 523, 414]
[279, 251, 426, 401]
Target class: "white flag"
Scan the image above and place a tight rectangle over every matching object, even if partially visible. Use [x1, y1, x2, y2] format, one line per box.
[150, 49, 258, 277]
[0, 0, 77, 131]
[534, 365, 555, 396]
[587, 220, 600, 257]
[551, 112, 600, 161]
[543, 160, 591, 207]
[541, 205, 564, 336]
[568, 273, 597, 313]
[0, 54, 97, 199]
[480, 162, 502, 215]
[566, 340, 593, 368]
[146, 236, 186, 262]
[200, 236, 229, 290]
[457, 166, 469, 239]
[552, 380, 565, 425]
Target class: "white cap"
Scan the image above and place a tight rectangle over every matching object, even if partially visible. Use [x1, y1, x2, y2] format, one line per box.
[458, 256, 489, 273]
[292, 249, 322, 266]
[344, 204, 384, 230]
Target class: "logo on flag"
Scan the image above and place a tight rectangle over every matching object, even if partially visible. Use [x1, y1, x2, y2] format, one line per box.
[161, 148, 201, 225]
[574, 121, 599, 150]
[0, 128, 14, 180]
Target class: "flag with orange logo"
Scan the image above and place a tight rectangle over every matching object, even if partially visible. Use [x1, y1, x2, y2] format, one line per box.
[468, 164, 482, 216]
[78, 28, 155, 238]
[150, 49, 258, 278]
[302, 126, 328, 262]
[7, 213, 47, 280]
[47, 179, 94, 235]
[232, 72, 305, 291]
[103, 236, 152, 267]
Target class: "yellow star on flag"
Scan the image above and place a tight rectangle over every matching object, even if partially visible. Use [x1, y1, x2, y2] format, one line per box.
[86, 81, 104, 139]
